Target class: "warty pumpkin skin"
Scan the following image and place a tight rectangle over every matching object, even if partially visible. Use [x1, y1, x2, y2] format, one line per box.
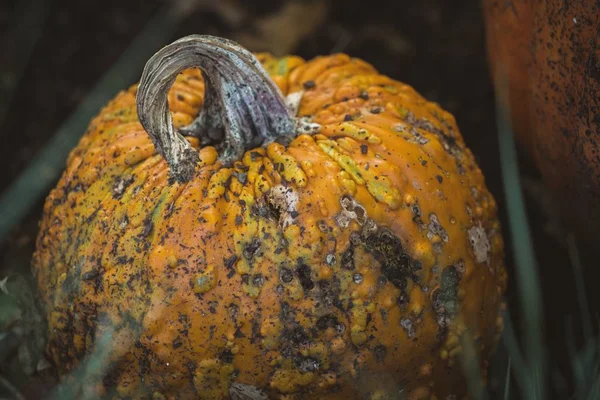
[484, 0, 600, 244]
[32, 35, 507, 399]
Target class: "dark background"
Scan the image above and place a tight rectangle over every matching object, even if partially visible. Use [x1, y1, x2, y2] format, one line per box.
[0, 0, 596, 398]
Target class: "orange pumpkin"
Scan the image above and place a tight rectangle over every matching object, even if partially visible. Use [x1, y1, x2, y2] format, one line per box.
[484, 0, 600, 244]
[32, 35, 506, 399]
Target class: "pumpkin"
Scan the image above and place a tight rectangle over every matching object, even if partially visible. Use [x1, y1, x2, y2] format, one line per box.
[32, 35, 507, 399]
[484, 0, 600, 244]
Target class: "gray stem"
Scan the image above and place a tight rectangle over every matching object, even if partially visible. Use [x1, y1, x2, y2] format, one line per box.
[136, 35, 297, 183]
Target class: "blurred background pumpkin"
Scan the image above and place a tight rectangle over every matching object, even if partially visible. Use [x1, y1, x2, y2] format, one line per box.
[484, 0, 600, 248]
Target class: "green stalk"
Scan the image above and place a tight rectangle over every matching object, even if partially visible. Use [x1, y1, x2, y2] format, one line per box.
[566, 233, 592, 341]
[495, 70, 546, 399]
[503, 358, 511, 400]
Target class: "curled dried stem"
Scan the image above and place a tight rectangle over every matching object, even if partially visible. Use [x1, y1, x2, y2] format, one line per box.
[136, 35, 297, 182]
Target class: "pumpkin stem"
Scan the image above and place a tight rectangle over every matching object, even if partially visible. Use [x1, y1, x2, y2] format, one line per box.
[136, 35, 298, 183]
